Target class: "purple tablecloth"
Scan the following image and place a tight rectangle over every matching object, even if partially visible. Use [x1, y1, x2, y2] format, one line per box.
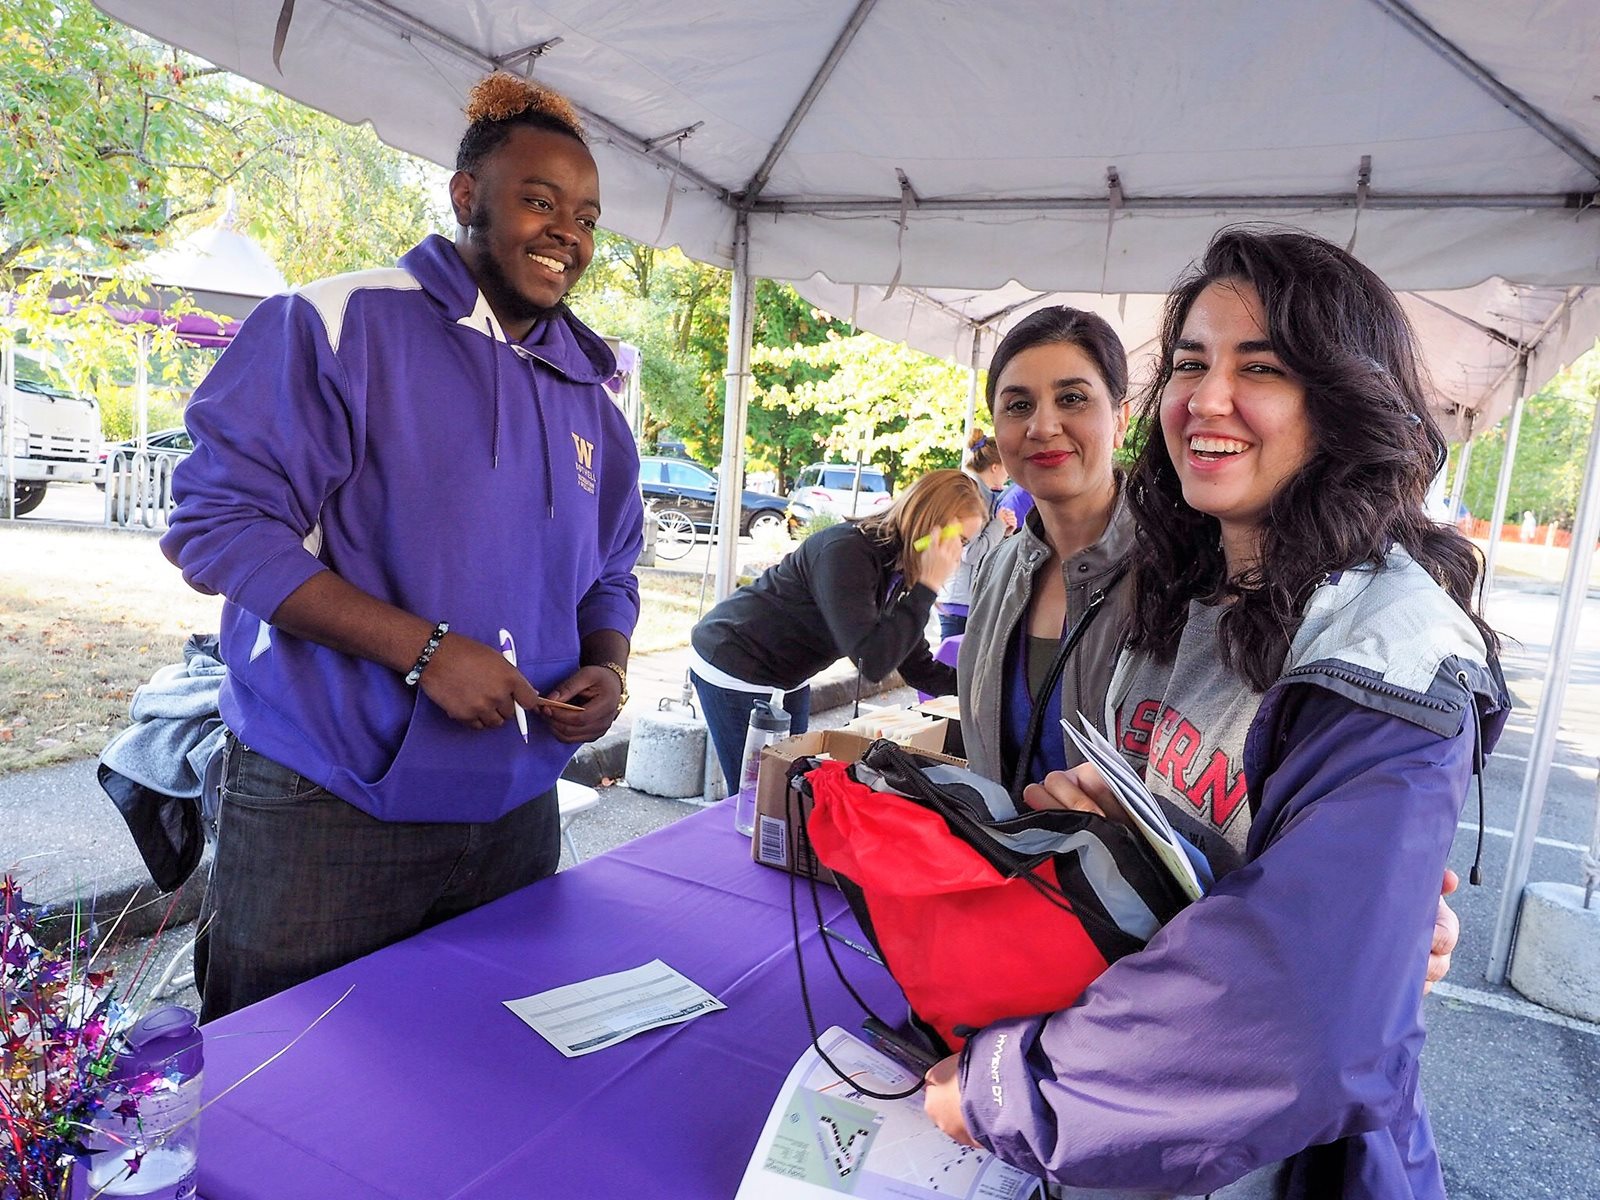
[195, 802, 906, 1199]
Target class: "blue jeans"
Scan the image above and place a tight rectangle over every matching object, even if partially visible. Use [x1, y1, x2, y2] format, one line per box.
[938, 612, 968, 639]
[691, 673, 811, 788]
[195, 735, 559, 1021]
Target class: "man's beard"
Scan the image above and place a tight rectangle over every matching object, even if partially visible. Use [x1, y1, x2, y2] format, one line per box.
[468, 204, 563, 326]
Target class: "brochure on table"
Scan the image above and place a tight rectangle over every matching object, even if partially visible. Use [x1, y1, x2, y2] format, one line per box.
[503, 959, 725, 1057]
[735, 1025, 1038, 1199]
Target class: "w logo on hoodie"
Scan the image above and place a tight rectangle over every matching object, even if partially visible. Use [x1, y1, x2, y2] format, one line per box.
[571, 433, 596, 493]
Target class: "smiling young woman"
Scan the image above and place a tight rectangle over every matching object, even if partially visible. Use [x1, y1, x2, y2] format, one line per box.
[928, 228, 1508, 1199]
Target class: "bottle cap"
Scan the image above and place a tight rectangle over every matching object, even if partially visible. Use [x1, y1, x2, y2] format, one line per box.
[114, 1004, 203, 1082]
[749, 699, 790, 733]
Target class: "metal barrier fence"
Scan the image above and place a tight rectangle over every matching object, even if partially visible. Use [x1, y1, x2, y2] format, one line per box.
[104, 450, 177, 529]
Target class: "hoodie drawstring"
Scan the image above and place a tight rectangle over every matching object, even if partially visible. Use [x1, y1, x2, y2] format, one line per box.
[485, 317, 502, 470]
[1460, 671, 1487, 886]
[529, 367, 555, 518]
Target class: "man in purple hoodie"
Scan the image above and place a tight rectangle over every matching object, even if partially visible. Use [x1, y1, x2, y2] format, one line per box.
[161, 74, 643, 1020]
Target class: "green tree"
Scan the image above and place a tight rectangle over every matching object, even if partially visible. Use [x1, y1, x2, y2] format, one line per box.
[754, 329, 976, 484]
[1457, 346, 1600, 528]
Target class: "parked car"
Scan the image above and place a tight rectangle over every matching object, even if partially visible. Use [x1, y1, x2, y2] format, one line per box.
[785, 462, 892, 530]
[96, 426, 194, 488]
[638, 455, 788, 538]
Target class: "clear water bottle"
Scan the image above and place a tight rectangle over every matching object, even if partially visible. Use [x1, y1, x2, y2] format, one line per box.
[87, 1005, 203, 1199]
[734, 699, 790, 836]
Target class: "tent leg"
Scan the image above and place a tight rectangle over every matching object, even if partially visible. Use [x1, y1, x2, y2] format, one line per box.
[1485, 387, 1600, 984]
[1481, 356, 1530, 611]
[1448, 426, 1474, 518]
[714, 211, 754, 603]
[961, 326, 982, 447]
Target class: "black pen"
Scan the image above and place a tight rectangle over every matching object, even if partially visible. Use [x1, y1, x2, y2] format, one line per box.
[820, 924, 884, 965]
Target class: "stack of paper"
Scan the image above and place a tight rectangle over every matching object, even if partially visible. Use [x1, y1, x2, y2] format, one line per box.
[1060, 715, 1206, 901]
[735, 1026, 1038, 1199]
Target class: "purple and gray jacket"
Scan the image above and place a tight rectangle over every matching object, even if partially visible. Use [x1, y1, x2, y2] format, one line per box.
[161, 235, 642, 822]
[958, 550, 1508, 1198]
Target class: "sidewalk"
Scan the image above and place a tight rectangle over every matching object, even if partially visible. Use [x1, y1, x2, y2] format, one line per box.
[0, 642, 897, 943]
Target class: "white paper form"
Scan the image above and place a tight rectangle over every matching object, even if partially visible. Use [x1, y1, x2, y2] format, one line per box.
[735, 1026, 1039, 1200]
[503, 958, 726, 1057]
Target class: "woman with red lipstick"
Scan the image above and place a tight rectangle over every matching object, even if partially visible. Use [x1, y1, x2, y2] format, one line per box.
[958, 306, 1134, 795]
[928, 228, 1507, 1199]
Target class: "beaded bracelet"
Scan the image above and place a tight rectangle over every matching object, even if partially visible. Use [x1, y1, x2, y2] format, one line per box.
[404, 621, 450, 686]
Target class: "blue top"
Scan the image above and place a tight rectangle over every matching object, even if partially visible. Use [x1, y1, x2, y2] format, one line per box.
[161, 235, 642, 822]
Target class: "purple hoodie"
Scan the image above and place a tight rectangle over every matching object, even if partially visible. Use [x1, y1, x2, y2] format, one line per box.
[161, 234, 642, 822]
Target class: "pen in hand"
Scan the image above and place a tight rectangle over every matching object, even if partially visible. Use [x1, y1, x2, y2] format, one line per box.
[497, 628, 530, 744]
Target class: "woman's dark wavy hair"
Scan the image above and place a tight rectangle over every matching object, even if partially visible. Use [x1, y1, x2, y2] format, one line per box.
[1125, 225, 1496, 690]
[985, 306, 1129, 412]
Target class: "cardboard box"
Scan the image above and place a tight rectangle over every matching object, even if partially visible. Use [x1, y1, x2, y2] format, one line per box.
[750, 723, 958, 885]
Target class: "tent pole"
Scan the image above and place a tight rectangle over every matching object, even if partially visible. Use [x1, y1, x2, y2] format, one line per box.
[1481, 355, 1530, 611]
[961, 326, 982, 449]
[1485, 386, 1600, 984]
[714, 212, 754, 603]
[1448, 423, 1474, 518]
[0, 341, 14, 521]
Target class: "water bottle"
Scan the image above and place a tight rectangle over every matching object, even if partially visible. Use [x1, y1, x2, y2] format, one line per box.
[734, 699, 790, 836]
[86, 1005, 203, 1199]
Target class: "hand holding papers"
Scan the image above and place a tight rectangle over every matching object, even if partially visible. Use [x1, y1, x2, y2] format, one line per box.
[735, 1027, 1037, 1199]
[1059, 714, 1208, 901]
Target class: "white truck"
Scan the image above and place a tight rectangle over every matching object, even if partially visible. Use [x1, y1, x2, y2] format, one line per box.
[2, 348, 102, 516]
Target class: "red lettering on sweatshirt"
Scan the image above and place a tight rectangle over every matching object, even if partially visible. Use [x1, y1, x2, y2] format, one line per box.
[1188, 749, 1247, 825]
[1153, 719, 1202, 805]
[1119, 698, 1160, 756]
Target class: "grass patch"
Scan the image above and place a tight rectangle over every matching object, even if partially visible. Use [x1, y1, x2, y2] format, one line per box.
[0, 526, 223, 775]
[0, 525, 743, 774]
[633, 570, 713, 654]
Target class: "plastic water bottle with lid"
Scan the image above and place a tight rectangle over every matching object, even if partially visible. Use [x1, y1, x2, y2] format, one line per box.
[86, 1004, 203, 1199]
[734, 698, 791, 836]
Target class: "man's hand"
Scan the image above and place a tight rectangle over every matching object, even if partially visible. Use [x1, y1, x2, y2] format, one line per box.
[537, 664, 625, 744]
[1426, 869, 1461, 994]
[418, 635, 541, 729]
[923, 1054, 980, 1148]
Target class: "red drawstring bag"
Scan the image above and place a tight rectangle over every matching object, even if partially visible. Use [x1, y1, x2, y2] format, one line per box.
[804, 741, 1192, 1052]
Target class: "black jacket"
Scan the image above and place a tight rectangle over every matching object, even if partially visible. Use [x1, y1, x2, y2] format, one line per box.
[690, 522, 954, 695]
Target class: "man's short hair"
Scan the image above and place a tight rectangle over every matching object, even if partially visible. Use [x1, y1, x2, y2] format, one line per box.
[456, 72, 586, 174]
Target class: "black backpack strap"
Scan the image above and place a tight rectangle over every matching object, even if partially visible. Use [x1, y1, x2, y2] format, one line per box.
[1006, 565, 1127, 802]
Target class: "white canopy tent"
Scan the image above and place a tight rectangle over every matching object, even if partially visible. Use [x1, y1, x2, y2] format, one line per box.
[93, 0, 1600, 982]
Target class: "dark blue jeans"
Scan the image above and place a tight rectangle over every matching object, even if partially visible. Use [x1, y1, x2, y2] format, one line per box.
[196, 736, 559, 1021]
[690, 673, 811, 788]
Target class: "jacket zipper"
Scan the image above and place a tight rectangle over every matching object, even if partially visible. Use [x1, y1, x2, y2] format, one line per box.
[1278, 663, 1456, 712]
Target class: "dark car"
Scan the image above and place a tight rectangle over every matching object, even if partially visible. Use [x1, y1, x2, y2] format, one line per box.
[638, 456, 787, 538]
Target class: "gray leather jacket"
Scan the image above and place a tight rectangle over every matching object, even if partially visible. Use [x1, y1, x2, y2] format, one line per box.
[958, 494, 1136, 787]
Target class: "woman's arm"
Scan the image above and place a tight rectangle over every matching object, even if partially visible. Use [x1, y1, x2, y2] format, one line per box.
[948, 694, 1471, 1193]
[811, 532, 949, 683]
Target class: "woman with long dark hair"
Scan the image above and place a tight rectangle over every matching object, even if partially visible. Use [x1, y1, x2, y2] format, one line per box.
[926, 228, 1507, 1198]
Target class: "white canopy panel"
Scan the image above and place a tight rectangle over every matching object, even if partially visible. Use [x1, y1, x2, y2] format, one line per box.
[96, 0, 1600, 296]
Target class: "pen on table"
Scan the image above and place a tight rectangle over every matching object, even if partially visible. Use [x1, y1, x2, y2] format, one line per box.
[821, 924, 884, 965]
[497, 628, 530, 744]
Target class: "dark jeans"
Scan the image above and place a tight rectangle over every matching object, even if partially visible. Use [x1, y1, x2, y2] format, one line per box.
[196, 736, 559, 1021]
[690, 673, 811, 788]
[938, 612, 968, 639]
